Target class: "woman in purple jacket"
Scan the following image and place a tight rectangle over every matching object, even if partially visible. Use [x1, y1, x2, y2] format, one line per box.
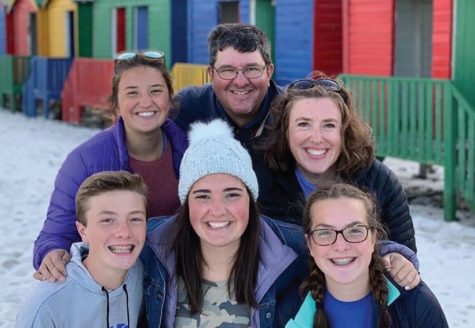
[33, 51, 188, 282]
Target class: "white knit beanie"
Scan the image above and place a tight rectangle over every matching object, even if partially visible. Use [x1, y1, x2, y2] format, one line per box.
[178, 119, 259, 203]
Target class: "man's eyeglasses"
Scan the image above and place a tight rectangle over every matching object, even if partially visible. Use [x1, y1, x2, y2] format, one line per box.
[213, 65, 268, 80]
[115, 51, 165, 62]
[308, 224, 372, 246]
[288, 78, 341, 93]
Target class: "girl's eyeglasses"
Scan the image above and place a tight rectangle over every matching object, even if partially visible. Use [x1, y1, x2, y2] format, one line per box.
[115, 51, 165, 62]
[288, 78, 341, 93]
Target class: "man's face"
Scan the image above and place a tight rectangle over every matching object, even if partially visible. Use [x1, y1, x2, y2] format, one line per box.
[209, 47, 274, 127]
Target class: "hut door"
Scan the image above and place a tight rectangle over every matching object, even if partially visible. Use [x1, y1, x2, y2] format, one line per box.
[6, 11, 14, 54]
[218, 1, 239, 23]
[394, 0, 433, 77]
[112, 8, 126, 55]
[64, 11, 75, 57]
[29, 13, 37, 55]
[134, 6, 148, 50]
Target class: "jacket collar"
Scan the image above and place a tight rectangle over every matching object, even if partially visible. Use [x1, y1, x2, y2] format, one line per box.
[288, 277, 401, 327]
[145, 215, 298, 302]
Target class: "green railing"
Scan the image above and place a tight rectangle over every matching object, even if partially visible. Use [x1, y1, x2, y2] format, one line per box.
[339, 75, 475, 221]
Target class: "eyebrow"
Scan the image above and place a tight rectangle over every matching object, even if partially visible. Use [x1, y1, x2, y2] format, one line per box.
[97, 210, 146, 215]
[314, 221, 365, 229]
[192, 187, 244, 194]
[124, 83, 164, 89]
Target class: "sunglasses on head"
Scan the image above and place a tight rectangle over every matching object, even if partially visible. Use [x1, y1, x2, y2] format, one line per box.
[115, 50, 165, 62]
[288, 78, 341, 93]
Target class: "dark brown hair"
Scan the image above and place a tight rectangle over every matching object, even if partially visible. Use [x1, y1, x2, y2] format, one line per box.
[109, 51, 175, 116]
[300, 183, 391, 328]
[173, 187, 260, 315]
[75, 171, 148, 225]
[208, 23, 272, 65]
[261, 75, 375, 179]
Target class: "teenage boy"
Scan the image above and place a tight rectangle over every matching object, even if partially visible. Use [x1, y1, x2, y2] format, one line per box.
[16, 171, 147, 327]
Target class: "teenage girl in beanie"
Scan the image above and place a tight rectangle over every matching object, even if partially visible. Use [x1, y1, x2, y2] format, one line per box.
[141, 120, 420, 327]
[286, 183, 448, 328]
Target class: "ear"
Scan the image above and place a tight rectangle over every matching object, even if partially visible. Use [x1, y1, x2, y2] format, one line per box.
[266, 63, 275, 77]
[304, 233, 312, 249]
[76, 221, 89, 243]
[207, 66, 215, 81]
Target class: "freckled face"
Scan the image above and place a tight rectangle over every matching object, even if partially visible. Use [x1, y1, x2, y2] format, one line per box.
[117, 65, 171, 136]
[188, 174, 250, 252]
[287, 97, 342, 182]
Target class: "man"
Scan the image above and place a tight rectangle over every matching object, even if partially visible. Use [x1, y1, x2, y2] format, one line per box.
[174, 23, 282, 153]
[16, 171, 147, 327]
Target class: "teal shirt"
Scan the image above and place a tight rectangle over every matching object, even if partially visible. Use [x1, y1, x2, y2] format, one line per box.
[286, 277, 400, 328]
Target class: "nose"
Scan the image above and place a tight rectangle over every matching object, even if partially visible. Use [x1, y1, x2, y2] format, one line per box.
[332, 232, 350, 251]
[209, 198, 227, 217]
[139, 94, 153, 108]
[115, 221, 131, 238]
[309, 127, 323, 143]
[231, 70, 250, 86]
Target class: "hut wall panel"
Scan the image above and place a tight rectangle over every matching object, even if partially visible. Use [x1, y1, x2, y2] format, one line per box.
[188, 1, 217, 64]
[431, 0, 452, 78]
[454, 0, 475, 107]
[275, 0, 314, 85]
[0, 5, 6, 54]
[313, 0, 342, 76]
[345, 0, 393, 75]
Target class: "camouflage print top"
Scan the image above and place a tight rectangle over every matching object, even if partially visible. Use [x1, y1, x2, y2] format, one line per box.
[174, 277, 251, 327]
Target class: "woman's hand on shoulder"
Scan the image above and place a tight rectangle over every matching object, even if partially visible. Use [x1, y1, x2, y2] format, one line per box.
[33, 249, 71, 282]
[383, 252, 421, 290]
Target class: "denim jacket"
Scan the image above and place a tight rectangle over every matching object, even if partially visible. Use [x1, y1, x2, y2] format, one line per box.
[141, 215, 308, 327]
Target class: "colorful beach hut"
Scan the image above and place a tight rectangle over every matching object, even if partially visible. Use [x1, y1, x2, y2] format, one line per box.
[5, 0, 37, 56]
[36, 0, 77, 57]
[75, 0, 171, 61]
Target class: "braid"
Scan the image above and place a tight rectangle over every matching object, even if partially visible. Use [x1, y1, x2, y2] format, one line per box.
[369, 252, 392, 328]
[300, 260, 330, 328]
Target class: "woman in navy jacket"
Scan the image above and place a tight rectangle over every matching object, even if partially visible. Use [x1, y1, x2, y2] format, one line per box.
[256, 75, 417, 252]
[33, 51, 187, 281]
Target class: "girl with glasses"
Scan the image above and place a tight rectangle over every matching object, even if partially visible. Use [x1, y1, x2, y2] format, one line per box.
[286, 183, 448, 328]
[256, 72, 417, 254]
[32, 51, 188, 282]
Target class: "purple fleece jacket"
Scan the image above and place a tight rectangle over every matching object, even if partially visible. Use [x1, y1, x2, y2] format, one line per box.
[33, 118, 188, 269]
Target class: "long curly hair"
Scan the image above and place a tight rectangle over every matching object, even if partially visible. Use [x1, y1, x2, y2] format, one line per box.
[261, 73, 374, 179]
[300, 183, 392, 328]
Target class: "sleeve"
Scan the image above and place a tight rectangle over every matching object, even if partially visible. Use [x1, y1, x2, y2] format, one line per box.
[32, 149, 91, 269]
[378, 240, 419, 271]
[173, 87, 203, 132]
[413, 282, 449, 327]
[373, 161, 417, 252]
[15, 288, 56, 328]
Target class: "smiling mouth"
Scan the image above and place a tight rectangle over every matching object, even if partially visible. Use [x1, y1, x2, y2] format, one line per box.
[108, 245, 135, 254]
[207, 221, 231, 229]
[306, 148, 327, 156]
[136, 111, 156, 117]
[330, 257, 355, 266]
[230, 90, 252, 96]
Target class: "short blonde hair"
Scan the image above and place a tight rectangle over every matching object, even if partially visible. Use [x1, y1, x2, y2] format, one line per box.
[75, 171, 147, 225]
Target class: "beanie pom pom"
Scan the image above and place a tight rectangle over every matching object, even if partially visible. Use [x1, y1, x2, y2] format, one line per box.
[188, 119, 234, 145]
